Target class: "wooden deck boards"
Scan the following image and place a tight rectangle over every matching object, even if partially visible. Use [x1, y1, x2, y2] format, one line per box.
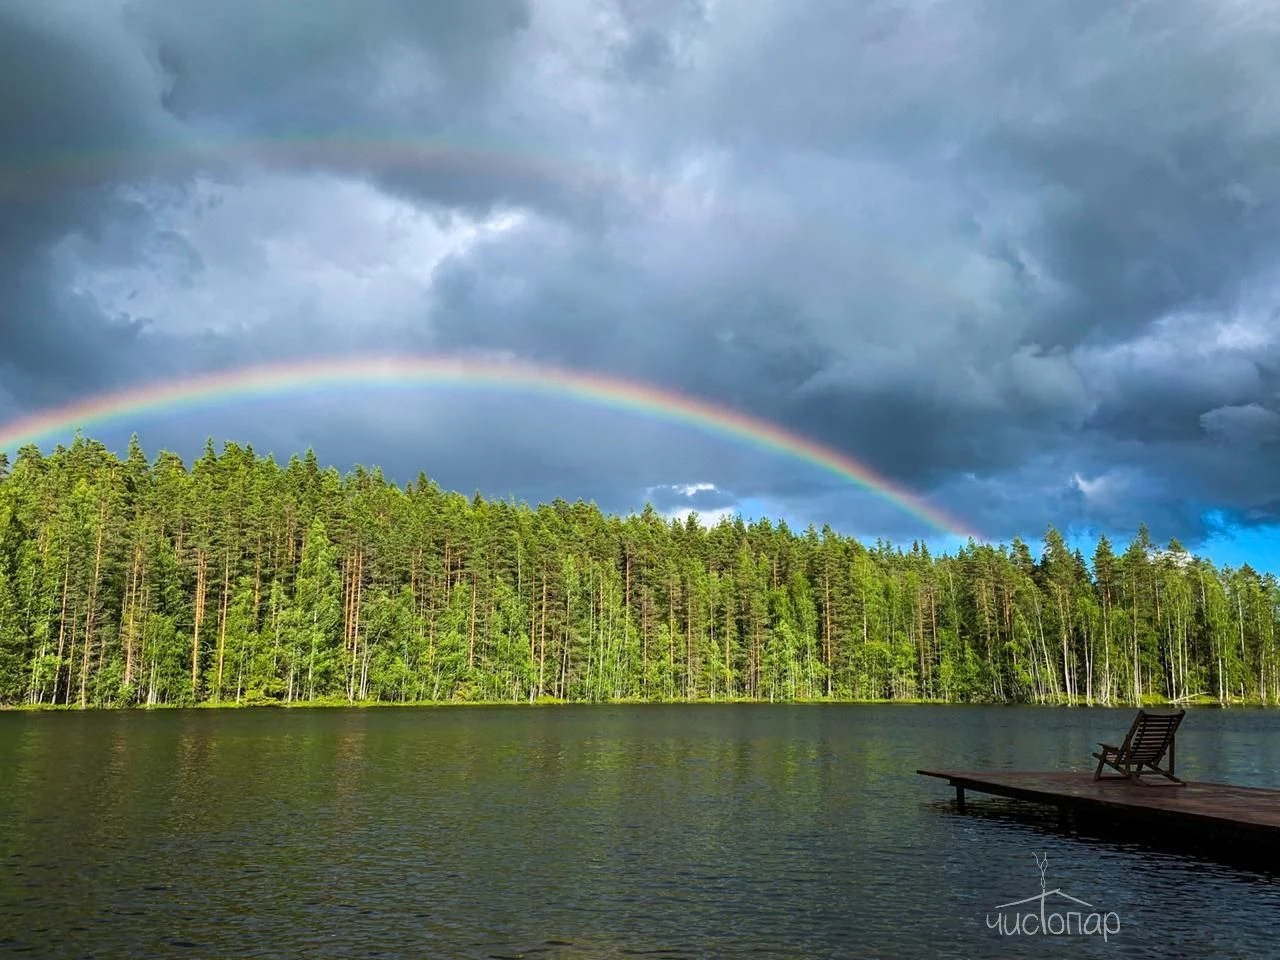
[918, 769, 1280, 845]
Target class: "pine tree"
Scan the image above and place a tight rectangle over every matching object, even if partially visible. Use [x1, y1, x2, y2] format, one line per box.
[0, 435, 1276, 708]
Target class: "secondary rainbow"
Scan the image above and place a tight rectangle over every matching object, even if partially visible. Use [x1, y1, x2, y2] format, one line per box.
[0, 135, 601, 197]
[0, 134, 950, 306]
[0, 356, 982, 540]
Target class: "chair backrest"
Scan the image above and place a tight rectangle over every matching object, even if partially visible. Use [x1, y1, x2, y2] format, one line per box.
[1120, 709, 1185, 766]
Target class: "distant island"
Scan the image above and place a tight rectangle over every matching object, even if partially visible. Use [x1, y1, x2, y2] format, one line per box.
[0, 435, 1275, 709]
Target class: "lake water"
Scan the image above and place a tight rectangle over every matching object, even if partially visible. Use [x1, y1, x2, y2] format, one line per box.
[2, 705, 1279, 959]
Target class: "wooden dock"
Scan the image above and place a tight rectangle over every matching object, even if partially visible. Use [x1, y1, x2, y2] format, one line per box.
[918, 769, 1280, 852]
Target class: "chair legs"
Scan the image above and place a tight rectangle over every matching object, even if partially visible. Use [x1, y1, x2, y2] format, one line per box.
[1093, 749, 1129, 781]
[1131, 766, 1186, 787]
[1093, 753, 1186, 786]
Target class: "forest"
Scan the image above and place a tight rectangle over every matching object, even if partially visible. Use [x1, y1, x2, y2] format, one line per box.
[0, 435, 1276, 709]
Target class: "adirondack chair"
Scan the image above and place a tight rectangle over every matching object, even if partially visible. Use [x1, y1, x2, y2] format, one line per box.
[1093, 709, 1186, 786]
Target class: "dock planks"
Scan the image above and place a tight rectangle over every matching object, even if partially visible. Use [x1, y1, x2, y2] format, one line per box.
[918, 769, 1280, 849]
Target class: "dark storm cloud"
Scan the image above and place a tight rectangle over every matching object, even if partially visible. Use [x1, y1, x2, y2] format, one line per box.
[677, 0, 1280, 539]
[0, 3, 172, 397]
[0, 0, 542, 388]
[2, 0, 1280, 548]
[142, 0, 529, 123]
[124, 0, 628, 222]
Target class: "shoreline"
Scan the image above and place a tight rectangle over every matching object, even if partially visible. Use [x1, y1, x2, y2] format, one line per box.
[2, 695, 1267, 712]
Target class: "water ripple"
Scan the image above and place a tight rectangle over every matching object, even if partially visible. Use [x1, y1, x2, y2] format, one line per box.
[1, 705, 1279, 958]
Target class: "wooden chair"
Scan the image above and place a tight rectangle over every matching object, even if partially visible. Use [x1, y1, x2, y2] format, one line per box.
[1093, 708, 1186, 786]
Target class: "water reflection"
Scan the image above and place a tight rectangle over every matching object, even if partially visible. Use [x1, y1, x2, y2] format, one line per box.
[0, 705, 1278, 959]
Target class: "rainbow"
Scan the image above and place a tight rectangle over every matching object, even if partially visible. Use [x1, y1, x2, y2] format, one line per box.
[0, 355, 983, 539]
[0, 134, 606, 199]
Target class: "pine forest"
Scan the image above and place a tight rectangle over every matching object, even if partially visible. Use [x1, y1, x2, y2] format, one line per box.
[0, 435, 1277, 709]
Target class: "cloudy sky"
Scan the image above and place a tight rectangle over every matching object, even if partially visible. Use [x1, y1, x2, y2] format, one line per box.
[2, 0, 1279, 569]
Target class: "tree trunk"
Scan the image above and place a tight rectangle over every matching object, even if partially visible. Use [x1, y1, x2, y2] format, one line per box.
[53, 557, 70, 704]
[537, 574, 547, 699]
[192, 550, 208, 699]
[468, 570, 477, 669]
[824, 571, 833, 697]
[123, 544, 143, 687]
[215, 551, 230, 700]
[79, 511, 106, 708]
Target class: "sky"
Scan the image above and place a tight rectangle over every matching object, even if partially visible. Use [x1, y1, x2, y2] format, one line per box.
[1, 0, 1278, 571]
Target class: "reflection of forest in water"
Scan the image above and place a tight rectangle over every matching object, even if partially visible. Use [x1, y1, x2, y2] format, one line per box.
[5, 706, 1280, 959]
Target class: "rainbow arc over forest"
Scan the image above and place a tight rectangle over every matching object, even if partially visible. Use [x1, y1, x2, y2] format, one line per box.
[0, 356, 982, 540]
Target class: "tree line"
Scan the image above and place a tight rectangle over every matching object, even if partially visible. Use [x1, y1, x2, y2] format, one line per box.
[0, 435, 1276, 708]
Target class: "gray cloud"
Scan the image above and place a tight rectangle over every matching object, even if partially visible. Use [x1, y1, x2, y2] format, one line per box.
[2, 0, 1280, 549]
[0, 2, 174, 398]
[1201, 404, 1280, 448]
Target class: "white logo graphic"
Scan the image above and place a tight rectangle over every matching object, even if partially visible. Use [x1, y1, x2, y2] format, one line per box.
[986, 853, 1121, 941]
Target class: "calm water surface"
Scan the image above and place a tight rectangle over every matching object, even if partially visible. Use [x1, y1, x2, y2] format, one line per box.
[2, 705, 1279, 959]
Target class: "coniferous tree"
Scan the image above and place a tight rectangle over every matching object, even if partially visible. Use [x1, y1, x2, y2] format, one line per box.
[0, 436, 1277, 707]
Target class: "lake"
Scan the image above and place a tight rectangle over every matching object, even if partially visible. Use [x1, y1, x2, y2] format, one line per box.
[2, 705, 1279, 959]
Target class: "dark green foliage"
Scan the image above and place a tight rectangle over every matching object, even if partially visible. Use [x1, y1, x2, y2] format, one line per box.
[0, 436, 1277, 707]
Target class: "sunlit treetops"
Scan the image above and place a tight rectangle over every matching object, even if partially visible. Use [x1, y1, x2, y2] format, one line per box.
[0, 435, 1275, 708]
